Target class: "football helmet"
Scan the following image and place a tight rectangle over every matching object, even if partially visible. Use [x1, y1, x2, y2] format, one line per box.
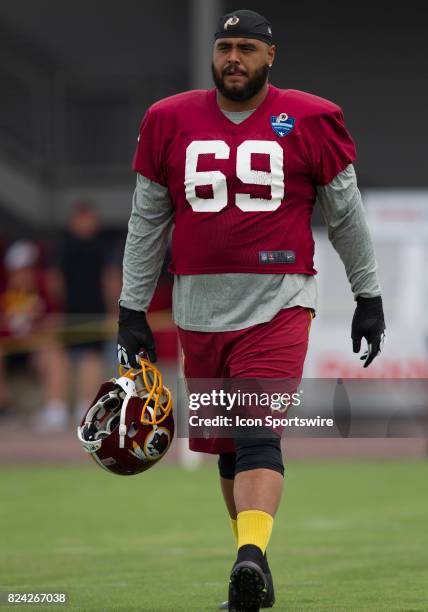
[77, 357, 174, 475]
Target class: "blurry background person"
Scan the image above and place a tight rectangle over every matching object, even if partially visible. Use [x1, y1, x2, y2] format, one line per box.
[48, 202, 120, 423]
[0, 240, 69, 429]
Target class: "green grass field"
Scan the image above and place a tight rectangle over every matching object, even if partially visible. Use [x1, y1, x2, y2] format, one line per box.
[0, 460, 427, 611]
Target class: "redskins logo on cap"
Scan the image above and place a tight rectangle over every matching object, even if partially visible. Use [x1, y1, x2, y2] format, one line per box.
[224, 16, 240, 29]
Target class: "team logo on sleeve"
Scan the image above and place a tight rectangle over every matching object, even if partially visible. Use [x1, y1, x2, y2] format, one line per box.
[270, 113, 295, 137]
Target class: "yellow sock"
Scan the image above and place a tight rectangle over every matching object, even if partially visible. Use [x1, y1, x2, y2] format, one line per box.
[237, 510, 273, 555]
[229, 517, 238, 548]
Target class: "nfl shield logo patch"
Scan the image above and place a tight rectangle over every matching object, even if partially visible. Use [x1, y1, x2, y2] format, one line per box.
[270, 113, 295, 137]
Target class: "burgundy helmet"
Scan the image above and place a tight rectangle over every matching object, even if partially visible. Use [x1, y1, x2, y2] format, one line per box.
[77, 357, 174, 475]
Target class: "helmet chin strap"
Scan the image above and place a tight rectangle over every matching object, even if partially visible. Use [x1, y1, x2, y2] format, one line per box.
[78, 376, 137, 451]
[115, 375, 137, 396]
[115, 376, 137, 449]
[119, 393, 134, 448]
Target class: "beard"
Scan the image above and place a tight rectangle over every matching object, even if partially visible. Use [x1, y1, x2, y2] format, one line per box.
[211, 62, 270, 102]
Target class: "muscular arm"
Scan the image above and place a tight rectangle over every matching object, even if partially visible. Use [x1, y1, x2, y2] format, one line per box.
[119, 173, 174, 312]
[316, 164, 381, 298]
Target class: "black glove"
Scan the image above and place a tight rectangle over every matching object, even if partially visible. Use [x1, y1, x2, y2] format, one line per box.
[117, 306, 157, 368]
[351, 296, 385, 368]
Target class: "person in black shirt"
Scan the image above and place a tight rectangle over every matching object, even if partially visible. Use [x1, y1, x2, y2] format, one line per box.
[49, 202, 116, 425]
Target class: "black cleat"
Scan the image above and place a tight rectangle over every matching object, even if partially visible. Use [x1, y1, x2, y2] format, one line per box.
[228, 560, 268, 612]
[219, 557, 275, 609]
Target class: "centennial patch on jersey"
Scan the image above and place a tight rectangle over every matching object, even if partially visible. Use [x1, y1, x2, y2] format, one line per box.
[270, 113, 295, 137]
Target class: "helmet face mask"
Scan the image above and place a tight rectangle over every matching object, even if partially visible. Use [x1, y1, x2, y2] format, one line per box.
[77, 358, 174, 475]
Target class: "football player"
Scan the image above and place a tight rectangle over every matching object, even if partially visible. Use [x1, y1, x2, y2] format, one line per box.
[117, 9, 385, 611]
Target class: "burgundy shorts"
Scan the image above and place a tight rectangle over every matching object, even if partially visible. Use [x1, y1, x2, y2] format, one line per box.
[178, 306, 313, 455]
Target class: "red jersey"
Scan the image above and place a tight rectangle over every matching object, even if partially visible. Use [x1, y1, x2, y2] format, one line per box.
[133, 85, 356, 275]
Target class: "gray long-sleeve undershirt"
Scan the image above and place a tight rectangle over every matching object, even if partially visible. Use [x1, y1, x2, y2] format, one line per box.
[316, 164, 380, 298]
[120, 176, 174, 313]
[120, 111, 381, 331]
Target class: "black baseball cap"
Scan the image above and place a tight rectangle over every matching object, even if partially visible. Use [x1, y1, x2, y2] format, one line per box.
[214, 9, 273, 46]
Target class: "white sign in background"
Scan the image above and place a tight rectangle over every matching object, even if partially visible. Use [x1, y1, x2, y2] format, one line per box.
[305, 191, 428, 382]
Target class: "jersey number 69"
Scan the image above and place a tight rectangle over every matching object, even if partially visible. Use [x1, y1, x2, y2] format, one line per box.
[185, 140, 284, 212]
